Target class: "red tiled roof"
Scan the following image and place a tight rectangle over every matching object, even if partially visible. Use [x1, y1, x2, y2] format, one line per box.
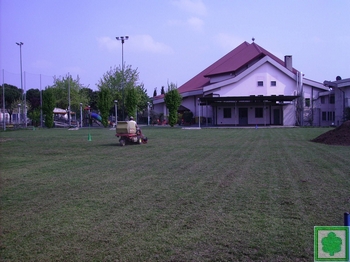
[176, 41, 297, 95]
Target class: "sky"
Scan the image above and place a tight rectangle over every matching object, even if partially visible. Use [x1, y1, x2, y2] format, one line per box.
[1, 0, 350, 97]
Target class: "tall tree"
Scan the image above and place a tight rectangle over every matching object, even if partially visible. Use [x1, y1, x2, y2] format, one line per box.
[26, 88, 41, 111]
[0, 84, 22, 123]
[97, 87, 112, 127]
[42, 88, 55, 128]
[125, 87, 138, 118]
[97, 65, 149, 120]
[51, 74, 89, 114]
[164, 82, 182, 127]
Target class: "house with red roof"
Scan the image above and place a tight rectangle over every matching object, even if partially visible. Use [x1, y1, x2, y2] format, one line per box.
[152, 41, 328, 126]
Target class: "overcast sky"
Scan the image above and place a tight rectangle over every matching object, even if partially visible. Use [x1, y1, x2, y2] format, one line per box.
[1, 0, 349, 96]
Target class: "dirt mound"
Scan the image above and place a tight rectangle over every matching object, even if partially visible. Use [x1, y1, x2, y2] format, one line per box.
[311, 121, 350, 146]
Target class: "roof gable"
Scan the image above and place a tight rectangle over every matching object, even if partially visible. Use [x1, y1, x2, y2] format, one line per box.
[176, 41, 298, 97]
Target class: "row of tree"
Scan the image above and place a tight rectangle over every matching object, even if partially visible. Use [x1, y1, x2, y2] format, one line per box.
[1, 64, 183, 128]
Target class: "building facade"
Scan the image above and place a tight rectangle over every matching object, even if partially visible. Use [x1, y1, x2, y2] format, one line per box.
[152, 41, 333, 126]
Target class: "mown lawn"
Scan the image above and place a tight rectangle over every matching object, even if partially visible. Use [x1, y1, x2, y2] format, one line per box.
[0, 126, 349, 261]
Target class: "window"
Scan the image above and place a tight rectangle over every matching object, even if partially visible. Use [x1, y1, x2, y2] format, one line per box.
[330, 94, 335, 104]
[257, 81, 264, 87]
[327, 111, 335, 121]
[305, 98, 310, 107]
[223, 108, 231, 118]
[271, 81, 276, 86]
[321, 96, 325, 104]
[322, 112, 327, 121]
[255, 108, 263, 118]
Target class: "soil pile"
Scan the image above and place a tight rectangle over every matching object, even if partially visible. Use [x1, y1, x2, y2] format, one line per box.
[311, 121, 350, 146]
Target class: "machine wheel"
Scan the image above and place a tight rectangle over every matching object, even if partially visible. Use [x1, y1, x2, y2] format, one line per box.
[119, 139, 126, 146]
[138, 137, 142, 144]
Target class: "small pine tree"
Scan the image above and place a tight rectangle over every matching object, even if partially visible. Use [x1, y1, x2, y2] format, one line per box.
[164, 82, 182, 127]
[97, 87, 112, 127]
[153, 87, 157, 97]
[42, 88, 55, 128]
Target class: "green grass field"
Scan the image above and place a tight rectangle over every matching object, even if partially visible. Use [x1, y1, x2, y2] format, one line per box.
[1, 126, 349, 261]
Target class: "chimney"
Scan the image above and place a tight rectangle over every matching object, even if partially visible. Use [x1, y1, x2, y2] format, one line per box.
[284, 55, 292, 71]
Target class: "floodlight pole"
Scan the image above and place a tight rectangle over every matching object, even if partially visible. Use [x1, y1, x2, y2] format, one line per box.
[18, 104, 21, 125]
[80, 103, 83, 128]
[198, 98, 201, 128]
[116, 36, 129, 120]
[114, 100, 118, 128]
[147, 102, 150, 126]
[16, 42, 24, 126]
[2, 69, 5, 130]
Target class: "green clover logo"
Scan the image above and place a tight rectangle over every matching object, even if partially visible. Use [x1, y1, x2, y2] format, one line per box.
[321, 232, 342, 256]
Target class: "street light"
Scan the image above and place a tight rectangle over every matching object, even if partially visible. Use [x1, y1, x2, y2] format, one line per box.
[198, 98, 201, 129]
[16, 42, 25, 127]
[116, 36, 129, 120]
[18, 104, 21, 125]
[147, 102, 150, 126]
[114, 100, 118, 127]
[80, 103, 83, 128]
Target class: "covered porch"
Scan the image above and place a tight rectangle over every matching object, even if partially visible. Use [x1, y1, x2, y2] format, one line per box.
[198, 95, 298, 126]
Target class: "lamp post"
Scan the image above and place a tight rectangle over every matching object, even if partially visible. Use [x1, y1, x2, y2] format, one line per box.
[80, 103, 83, 128]
[16, 42, 25, 126]
[116, 36, 129, 120]
[147, 102, 150, 126]
[18, 104, 21, 125]
[114, 100, 118, 127]
[198, 98, 201, 128]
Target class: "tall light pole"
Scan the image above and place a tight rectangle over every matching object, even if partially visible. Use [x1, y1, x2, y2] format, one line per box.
[198, 98, 201, 129]
[16, 42, 24, 126]
[114, 100, 118, 128]
[80, 103, 83, 128]
[116, 36, 129, 120]
[18, 104, 21, 125]
[147, 102, 150, 126]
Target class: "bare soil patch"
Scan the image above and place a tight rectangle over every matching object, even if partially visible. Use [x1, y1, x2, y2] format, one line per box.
[311, 120, 350, 146]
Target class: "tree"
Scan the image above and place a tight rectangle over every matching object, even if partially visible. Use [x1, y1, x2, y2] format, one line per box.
[28, 109, 41, 127]
[42, 88, 55, 128]
[0, 84, 22, 123]
[51, 74, 89, 116]
[153, 87, 157, 97]
[161, 86, 165, 95]
[164, 82, 182, 127]
[97, 65, 149, 120]
[125, 87, 138, 118]
[97, 87, 112, 127]
[26, 88, 41, 110]
[79, 87, 98, 110]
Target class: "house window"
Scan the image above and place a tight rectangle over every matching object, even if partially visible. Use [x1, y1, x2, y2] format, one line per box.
[329, 94, 335, 104]
[255, 108, 263, 118]
[271, 81, 276, 86]
[223, 108, 231, 118]
[257, 81, 264, 87]
[322, 112, 327, 121]
[305, 98, 310, 107]
[321, 96, 325, 104]
[327, 111, 335, 121]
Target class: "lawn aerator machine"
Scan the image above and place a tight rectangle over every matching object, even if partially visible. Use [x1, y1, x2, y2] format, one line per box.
[115, 121, 148, 146]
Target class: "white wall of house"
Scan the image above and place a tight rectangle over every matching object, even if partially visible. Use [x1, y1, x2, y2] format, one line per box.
[216, 63, 298, 97]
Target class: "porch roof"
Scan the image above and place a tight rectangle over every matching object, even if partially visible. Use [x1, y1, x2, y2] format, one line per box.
[199, 95, 298, 105]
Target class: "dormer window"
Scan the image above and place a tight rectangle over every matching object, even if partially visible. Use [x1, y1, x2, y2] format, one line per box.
[271, 81, 276, 86]
[257, 81, 263, 87]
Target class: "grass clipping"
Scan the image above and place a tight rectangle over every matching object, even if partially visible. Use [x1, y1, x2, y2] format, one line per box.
[311, 120, 350, 146]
